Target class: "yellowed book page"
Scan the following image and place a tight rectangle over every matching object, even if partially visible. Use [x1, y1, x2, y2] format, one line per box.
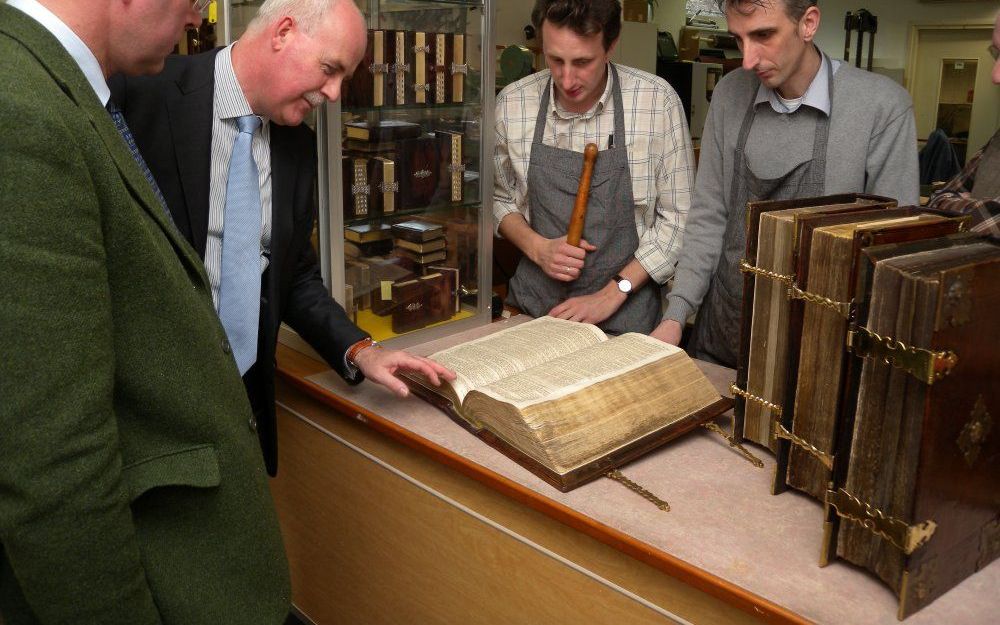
[745, 211, 782, 446]
[744, 205, 856, 448]
[467, 338, 719, 473]
[475, 333, 681, 409]
[429, 316, 607, 403]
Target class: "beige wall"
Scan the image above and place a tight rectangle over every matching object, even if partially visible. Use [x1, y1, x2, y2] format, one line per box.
[493, 1, 999, 83]
[813, 0, 997, 73]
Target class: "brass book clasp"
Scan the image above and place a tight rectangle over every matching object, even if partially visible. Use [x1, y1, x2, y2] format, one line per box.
[788, 285, 852, 319]
[739, 259, 794, 286]
[846, 326, 958, 384]
[729, 383, 782, 417]
[773, 423, 833, 470]
[826, 488, 937, 554]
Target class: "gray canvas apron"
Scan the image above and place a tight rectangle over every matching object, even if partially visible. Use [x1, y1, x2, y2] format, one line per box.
[688, 54, 834, 366]
[507, 63, 659, 335]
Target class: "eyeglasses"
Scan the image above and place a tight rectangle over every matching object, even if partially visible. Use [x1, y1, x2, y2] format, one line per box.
[989, 45, 999, 62]
[192, 0, 213, 12]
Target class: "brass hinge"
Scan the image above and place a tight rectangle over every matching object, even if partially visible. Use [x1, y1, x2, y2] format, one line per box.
[739, 259, 794, 286]
[729, 383, 783, 417]
[846, 326, 958, 385]
[826, 488, 937, 554]
[788, 285, 853, 318]
[774, 422, 833, 470]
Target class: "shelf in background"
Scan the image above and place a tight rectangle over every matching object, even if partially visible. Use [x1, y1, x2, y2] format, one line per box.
[344, 198, 482, 228]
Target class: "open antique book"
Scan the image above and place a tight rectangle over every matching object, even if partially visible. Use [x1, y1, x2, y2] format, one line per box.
[401, 316, 730, 491]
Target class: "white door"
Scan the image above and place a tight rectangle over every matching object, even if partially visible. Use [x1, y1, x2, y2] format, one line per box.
[911, 26, 999, 161]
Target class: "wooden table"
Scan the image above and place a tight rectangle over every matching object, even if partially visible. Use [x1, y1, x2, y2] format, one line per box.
[270, 319, 998, 625]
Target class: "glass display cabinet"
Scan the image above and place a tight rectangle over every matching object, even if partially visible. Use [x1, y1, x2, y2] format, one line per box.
[213, 0, 495, 347]
[315, 0, 496, 345]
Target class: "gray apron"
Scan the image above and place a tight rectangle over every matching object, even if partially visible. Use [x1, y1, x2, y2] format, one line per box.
[507, 63, 659, 335]
[689, 54, 834, 366]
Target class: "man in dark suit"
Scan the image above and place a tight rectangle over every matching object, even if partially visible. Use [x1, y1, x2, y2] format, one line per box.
[1, 1, 293, 624]
[114, 0, 454, 476]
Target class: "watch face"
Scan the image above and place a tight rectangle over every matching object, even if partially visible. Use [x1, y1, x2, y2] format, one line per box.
[617, 278, 633, 293]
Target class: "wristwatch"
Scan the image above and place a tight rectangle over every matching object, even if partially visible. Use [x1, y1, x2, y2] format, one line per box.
[613, 274, 633, 295]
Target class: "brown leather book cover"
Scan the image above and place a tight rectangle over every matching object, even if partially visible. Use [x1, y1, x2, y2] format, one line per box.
[774, 206, 923, 494]
[371, 156, 397, 215]
[428, 265, 460, 314]
[735, 194, 896, 449]
[345, 120, 421, 143]
[434, 130, 465, 203]
[391, 219, 443, 243]
[395, 135, 438, 209]
[343, 30, 390, 108]
[390, 274, 442, 334]
[368, 257, 415, 317]
[784, 210, 966, 501]
[824, 239, 1000, 619]
[341, 155, 378, 219]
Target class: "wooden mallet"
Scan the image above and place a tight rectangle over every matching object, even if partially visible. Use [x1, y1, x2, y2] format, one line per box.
[566, 143, 599, 247]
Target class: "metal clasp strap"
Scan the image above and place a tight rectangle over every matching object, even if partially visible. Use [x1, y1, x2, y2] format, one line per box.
[826, 488, 937, 554]
[846, 326, 958, 385]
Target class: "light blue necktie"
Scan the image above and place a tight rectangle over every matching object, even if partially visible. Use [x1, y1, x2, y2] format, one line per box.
[218, 115, 263, 375]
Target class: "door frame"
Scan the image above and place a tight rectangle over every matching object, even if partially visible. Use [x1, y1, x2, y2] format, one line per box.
[905, 21, 993, 92]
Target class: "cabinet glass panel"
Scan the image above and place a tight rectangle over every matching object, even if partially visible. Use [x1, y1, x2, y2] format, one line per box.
[319, 0, 494, 345]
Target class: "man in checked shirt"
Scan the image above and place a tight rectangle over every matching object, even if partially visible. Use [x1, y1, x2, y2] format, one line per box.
[928, 11, 1000, 237]
[493, 0, 694, 335]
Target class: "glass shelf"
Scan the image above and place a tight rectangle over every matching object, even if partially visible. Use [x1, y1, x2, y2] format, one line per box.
[343, 198, 482, 228]
[379, 0, 484, 12]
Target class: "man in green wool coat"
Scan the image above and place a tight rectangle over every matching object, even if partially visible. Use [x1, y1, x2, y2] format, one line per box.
[0, 1, 292, 623]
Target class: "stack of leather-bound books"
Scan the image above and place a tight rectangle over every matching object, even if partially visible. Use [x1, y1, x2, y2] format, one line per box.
[342, 29, 467, 108]
[732, 193, 998, 619]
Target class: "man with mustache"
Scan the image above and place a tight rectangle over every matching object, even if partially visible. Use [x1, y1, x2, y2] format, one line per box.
[113, 0, 454, 478]
[650, 0, 919, 367]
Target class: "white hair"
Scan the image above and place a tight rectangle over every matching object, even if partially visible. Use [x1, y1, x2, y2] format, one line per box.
[245, 0, 354, 36]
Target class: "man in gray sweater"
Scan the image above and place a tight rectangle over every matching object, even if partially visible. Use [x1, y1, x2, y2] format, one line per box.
[650, 0, 919, 366]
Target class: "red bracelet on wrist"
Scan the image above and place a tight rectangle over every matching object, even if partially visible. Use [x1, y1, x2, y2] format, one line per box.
[346, 337, 380, 366]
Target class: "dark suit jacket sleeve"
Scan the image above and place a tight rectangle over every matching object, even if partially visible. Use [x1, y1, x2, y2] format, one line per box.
[280, 140, 368, 382]
[0, 38, 162, 624]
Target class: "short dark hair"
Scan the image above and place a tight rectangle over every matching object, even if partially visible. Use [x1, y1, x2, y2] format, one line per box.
[716, 0, 818, 22]
[531, 0, 622, 51]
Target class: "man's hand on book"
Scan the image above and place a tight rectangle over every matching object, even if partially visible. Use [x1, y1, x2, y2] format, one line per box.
[548, 280, 626, 325]
[532, 235, 596, 282]
[650, 319, 683, 346]
[354, 347, 456, 398]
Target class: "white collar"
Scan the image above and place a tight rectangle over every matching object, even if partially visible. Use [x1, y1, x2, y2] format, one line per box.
[7, 0, 110, 106]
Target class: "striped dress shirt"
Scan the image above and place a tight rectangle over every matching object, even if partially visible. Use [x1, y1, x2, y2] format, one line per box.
[493, 63, 695, 284]
[206, 44, 273, 310]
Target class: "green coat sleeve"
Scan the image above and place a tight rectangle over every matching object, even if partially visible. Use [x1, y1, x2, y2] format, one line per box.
[0, 87, 162, 624]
